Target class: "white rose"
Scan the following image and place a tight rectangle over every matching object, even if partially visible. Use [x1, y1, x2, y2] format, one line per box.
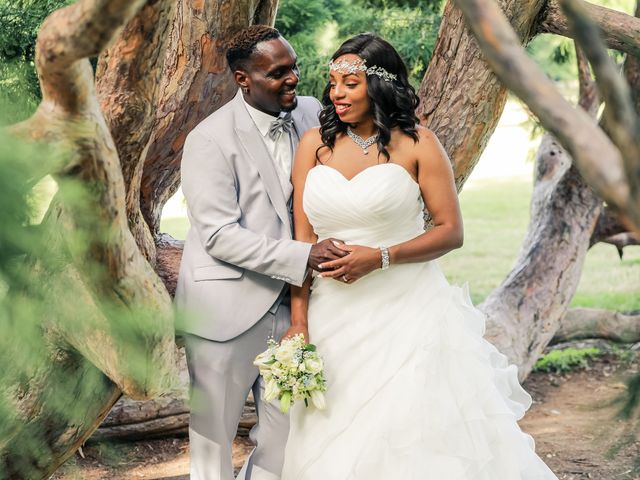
[304, 357, 323, 375]
[275, 341, 297, 365]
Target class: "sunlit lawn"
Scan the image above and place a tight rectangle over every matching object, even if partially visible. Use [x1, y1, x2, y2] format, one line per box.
[161, 176, 639, 311]
[160, 217, 189, 241]
[440, 177, 640, 311]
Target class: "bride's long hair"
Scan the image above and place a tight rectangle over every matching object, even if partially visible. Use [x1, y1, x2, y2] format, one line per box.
[318, 33, 420, 162]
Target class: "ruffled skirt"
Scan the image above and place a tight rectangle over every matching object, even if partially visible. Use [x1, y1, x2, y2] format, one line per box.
[281, 261, 557, 479]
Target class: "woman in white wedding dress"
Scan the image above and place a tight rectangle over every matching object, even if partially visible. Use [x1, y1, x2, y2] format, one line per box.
[281, 33, 558, 479]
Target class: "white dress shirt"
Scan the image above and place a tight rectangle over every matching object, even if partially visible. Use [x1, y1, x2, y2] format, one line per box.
[243, 98, 294, 198]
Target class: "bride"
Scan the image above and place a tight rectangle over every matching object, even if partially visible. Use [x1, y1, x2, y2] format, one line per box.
[280, 33, 558, 479]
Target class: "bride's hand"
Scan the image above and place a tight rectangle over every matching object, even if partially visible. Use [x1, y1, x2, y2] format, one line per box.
[281, 324, 310, 343]
[318, 244, 381, 284]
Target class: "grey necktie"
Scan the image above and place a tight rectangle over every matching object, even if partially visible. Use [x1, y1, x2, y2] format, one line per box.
[268, 112, 294, 141]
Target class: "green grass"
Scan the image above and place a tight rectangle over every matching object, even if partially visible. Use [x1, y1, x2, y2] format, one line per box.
[160, 217, 189, 240]
[439, 177, 640, 311]
[532, 347, 601, 373]
[571, 244, 640, 311]
[161, 176, 640, 311]
[439, 177, 534, 304]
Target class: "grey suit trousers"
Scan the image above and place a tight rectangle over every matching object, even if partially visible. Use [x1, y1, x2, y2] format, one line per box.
[185, 301, 291, 480]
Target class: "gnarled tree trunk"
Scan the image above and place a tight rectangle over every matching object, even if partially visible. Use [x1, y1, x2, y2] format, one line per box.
[451, 0, 640, 381]
[480, 47, 603, 379]
[2, 0, 277, 478]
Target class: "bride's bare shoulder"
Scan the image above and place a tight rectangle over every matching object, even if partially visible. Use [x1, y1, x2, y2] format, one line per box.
[415, 125, 441, 145]
[300, 127, 323, 146]
[295, 127, 326, 170]
[414, 125, 448, 163]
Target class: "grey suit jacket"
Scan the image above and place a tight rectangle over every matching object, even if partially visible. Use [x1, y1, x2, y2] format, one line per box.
[175, 89, 321, 341]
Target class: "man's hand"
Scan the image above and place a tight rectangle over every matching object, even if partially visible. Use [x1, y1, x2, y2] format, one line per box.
[308, 238, 348, 271]
[281, 324, 310, 343]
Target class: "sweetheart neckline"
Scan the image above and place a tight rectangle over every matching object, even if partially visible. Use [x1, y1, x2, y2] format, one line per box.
[310, 163, 419, 187]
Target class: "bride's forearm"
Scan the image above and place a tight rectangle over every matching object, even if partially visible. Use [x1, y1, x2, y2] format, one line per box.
[291, 222, 316, 326]
[290, 274, 312, 326]
[389, 223, 463, 265]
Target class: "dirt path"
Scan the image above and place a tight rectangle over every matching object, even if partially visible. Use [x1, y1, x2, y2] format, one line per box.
[54, 342, 640, 479]
[520, 343, 640, 480]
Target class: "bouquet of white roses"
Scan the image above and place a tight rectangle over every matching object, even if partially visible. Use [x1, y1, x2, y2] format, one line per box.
[253, 334, 327, 414]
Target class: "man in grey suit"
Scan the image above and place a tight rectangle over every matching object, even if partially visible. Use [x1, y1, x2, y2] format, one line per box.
[175, 25, 345, 480]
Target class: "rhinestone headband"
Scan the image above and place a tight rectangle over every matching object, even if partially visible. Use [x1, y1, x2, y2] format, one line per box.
[329, 58, 397, 82]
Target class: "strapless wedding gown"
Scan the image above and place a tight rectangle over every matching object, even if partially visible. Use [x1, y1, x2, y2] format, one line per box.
[281, 163, 558, 479]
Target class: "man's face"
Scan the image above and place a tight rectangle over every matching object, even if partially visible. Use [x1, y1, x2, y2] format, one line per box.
[235, 37, 299, 116]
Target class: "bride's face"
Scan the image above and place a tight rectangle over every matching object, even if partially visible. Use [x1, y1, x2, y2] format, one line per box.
[329, 54, 371, 124]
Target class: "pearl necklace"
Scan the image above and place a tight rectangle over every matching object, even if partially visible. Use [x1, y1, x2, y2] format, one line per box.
[346, 126, 378, 155]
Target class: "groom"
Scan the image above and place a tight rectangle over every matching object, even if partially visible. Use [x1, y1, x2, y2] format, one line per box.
[176, 25, 345, 480]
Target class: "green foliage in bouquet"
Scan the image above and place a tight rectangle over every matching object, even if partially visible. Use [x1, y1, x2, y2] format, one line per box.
[254, 334, 327, 413]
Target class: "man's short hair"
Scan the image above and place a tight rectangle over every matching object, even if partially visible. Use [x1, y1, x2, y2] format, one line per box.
[226, 25, 281, 72]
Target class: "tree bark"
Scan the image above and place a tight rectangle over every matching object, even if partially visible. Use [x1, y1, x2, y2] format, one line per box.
[590, 206, 640, 254]
[454, 0, 640, 377]
[96, 0, 279, 264]
[95, 0, 176, 262]
[560, 0, 640, 221]
[626, 1, 640, 112]
[93, 391, 257, 440]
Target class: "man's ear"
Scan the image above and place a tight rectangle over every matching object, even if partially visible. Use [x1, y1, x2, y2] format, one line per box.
[234, 69, 250, 92]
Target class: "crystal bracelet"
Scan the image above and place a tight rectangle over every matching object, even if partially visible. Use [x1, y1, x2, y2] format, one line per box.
[380, 246, 390, 270]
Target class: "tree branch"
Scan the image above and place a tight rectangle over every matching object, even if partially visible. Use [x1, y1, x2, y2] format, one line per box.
[625, 4, 640, 113]
[36, 0, 147, 113]
[576, 44, 600, 114]
[560, 0, 640, 210]
[590, 206, 634, 245]
[538, 0, 640, 58]
[553, 308, 640, 343]
[454, 0, 639, 233]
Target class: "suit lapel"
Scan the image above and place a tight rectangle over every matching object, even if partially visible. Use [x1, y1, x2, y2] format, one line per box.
[291, 105, 305, 148]
[280, 105, 308, 201]
[232, 92, 291, 231]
